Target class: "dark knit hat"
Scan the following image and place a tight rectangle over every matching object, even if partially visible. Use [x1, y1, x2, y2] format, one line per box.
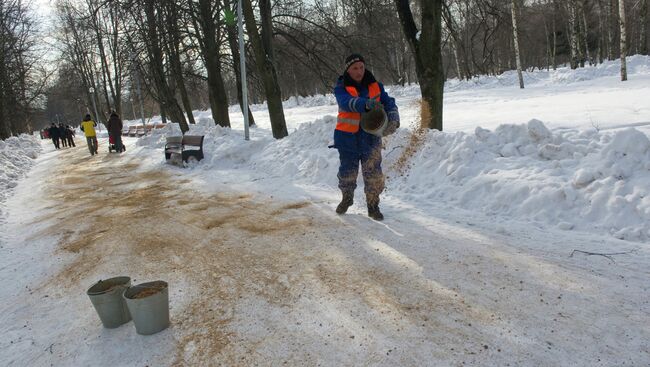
[344, 53, 365, 71]
[84, 114, 91, 121]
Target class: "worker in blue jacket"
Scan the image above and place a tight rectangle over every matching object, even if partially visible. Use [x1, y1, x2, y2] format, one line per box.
[331, 54, 400, 220]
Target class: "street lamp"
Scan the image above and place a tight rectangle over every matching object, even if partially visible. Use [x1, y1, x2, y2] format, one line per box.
[89, 86, 100, 126]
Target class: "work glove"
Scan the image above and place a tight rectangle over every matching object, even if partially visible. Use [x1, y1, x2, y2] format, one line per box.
[382, 119, 400, 137]
[365, 98, 381, 111]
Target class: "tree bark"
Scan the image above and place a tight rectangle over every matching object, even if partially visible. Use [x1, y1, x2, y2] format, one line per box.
[192, 0, 231, 128]
[242, 0, 288, 138]
[619, 0, 627, 81]
[511, 0, 524, 89]
[567, 1, 580, 69]
[597, 0, 605, 63]
[395, 0, 444, 130]
[607, 0, 615, 60]
[640, 0, 648, 55]
[579, 1, 591, 66]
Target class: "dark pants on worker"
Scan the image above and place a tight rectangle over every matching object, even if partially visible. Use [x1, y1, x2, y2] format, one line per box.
[337, 132, 384, 204]
[51, 137, 60, 149]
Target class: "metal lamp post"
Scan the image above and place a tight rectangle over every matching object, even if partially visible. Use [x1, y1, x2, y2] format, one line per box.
[89, 86, 100, 126]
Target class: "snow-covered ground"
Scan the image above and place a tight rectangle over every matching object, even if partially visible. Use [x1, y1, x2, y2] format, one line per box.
[1, 56, 649, 366]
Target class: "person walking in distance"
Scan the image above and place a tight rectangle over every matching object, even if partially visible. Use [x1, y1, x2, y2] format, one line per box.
[48, 123, 61, 149]
[58, 123, 68, 148]
[80, 114, 99, 156]
[107, 112, 124, 152]
[65, 125, 76, 147]
[331, 54, 400, 220]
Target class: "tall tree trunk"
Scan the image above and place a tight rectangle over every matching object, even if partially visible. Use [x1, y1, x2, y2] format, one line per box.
[451, 38, 462, 80]
[640, 0, 648, 55]
[165, 1, 195, 125]
[144, 0, 188, 132]
[597, 0, 605, 63]
[619, 0, 627, 81]
[108, 4, 122, 116]
[242, 0, 288, 138]
[87, 0, 115, 119]
[395, 0, 444, 130]
[225, 1, 255, 126]
[567, 1, 580, 69]
[194, 0, 230, 128]
[579, 1, 591, 65]
[511, 0, 524, 89]
[543, 7, 551, 71]
[552, 0, 558, 70]
[607, 0, 615, 60]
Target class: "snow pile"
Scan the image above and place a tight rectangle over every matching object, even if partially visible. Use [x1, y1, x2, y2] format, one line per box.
[0, 134, 42, 204]
[141, 116, 650, 243]
[383, 120, 650, 242]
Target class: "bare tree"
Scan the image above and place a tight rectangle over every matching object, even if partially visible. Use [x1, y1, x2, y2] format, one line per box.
[1, 0, 48, 138]
[511, 0, 524, 88]
[395, 0, 444, 130]
[139, 0, 189, 131]
[187, 0, 231, 127]
[640, 0, 648, 54]
[619, 0, 628, 81]
[242, 0, 288, 138]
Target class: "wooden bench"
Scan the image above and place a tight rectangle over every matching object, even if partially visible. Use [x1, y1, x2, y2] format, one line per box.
[127, 126, 137, 136]
[121, 126, 130, 136]
[153, 124, 167, 129]
[164, 135, 205, 164]
[135, 126, 145, 137]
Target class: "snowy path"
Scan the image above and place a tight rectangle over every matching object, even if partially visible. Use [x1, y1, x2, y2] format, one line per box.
[1, 138, 649, 366]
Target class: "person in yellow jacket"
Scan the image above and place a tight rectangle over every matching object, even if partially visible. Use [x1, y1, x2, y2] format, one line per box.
[80, 114, 99, 156]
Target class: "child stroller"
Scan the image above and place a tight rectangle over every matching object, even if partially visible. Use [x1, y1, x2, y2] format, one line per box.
[108, 133, 126, 153]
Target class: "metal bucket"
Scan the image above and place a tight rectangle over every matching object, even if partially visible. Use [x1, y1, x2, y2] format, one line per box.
[360, 107, 388, 136]
[123, 280, 170, 335]
[87, 276, 132, 328]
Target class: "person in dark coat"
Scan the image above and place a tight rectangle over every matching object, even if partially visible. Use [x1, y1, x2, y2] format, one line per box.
[330, 54, 400, 221]
[48, 123, 60, 149]
[65, 125, 76, 147]
[58, 123, 68, 148]
[107, 112, 124, 152]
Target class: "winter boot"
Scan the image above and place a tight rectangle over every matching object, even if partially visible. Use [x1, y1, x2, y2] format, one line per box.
[366, 195, 384, 221]
[336, 191, 354, 214]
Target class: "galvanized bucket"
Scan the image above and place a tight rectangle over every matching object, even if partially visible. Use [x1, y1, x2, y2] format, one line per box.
[87, 276, 132, 328]
[123, 280, 170, 335]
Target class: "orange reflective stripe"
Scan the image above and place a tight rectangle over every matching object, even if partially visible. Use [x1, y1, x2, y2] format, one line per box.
[337, 82, 381, 133]
[335, 123, 359, 133]
[368, 83, 380, 100]
[338, 111, 360, 120]
[345, 86, 359, 97]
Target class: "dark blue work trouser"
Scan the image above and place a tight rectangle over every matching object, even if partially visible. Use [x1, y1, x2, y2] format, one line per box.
[337, 145, 384, 197]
